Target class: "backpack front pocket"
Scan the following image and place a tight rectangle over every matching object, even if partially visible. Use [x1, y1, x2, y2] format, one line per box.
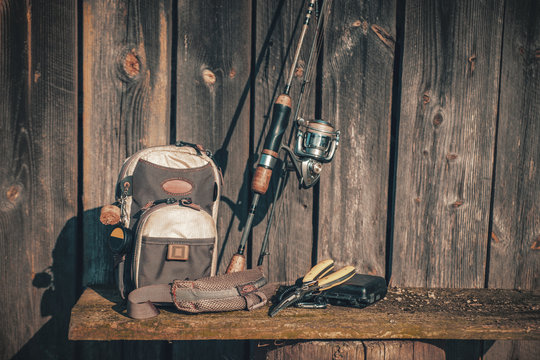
[132, 202, 218, 288]
[138, 237, 214, 287]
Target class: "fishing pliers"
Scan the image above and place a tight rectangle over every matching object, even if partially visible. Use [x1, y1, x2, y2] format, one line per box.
[269, 259, 356, 317]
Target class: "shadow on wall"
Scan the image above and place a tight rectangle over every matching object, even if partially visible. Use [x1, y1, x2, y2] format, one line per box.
[12, 208, 125, 359]
[12, 213, 79, 359]
[10, 207, 250, 359]
[11, 207, 498, 360]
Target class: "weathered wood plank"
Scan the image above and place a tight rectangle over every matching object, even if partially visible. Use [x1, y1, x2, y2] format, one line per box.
[312, 0, 400, 356]
[77, 341, 172, 360]
[256, 340, 481, 360]
[174, 1, 251, 358]
[363, 341, 445, 360]
[82, 0, 172, 285]
[318, 0, 395, 276]
[255, 341, 366, 359]
[391, 2, 504, 357]
[250, 0, 315, 283]
[0, 0, 78, 359]
[485, 0, 540, 358]
[488, 0, 540, 297]
[484, 340, 540, 360]
[175, 0, 251, 275]
[81, 1, 171, 358]
[173, 341, 248, 360]
[392, 0, 504, 288]
[69, 286, 540, 341]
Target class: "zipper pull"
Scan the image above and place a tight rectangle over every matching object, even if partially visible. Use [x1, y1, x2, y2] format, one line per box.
[180, 198, 201, 211]
[120, 181, 131, 225]
[175, 140, 204, 155]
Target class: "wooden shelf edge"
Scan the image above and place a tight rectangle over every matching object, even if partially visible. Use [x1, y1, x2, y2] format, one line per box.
[68, 286, 540, 341]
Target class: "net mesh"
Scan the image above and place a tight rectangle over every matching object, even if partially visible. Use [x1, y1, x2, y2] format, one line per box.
[171, 268, 277, 313]
[173, 267, 264, 291]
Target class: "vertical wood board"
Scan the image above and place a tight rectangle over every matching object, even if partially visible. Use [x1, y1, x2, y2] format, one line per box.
[255, 340, 366, 359]
[483, 340, 540, 360]
[175, 0, 251, 275]
[77, 341, 172, 360]
[173, 340, 248, 360]
[392, 0, 504, 288]
[256, 340, 476, 359]
[81, 1, 172, 357]
[485, 0, 540, 358]
[318, 0, 395, 275]
[174, 1, 251, 358]
[488, 0, 540, 292]
[82, 0, 172, 285]
[362, 341, 446, 360]
[251, 0, 316, 282]
[0, 0, 78, 358]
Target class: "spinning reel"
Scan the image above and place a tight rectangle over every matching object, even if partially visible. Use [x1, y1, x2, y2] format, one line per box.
[283, 118, 340, 188]
[226, 0, 338, 272]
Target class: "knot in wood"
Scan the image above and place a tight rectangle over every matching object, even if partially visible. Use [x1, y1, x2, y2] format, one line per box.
[371, 24, 395, 49]
[294, 60, 305, 78]
[352, 20, 369, 34]
[123, 50, 141, 78]
[202, 69, 216, 86]
[1, 184, 23, 211]
[531, 236, 540, 250]
[468, 54, 477, 73]
[6, 184, 22, 204]
[423, 93, 431, 105]
[433, 113, 443, 127]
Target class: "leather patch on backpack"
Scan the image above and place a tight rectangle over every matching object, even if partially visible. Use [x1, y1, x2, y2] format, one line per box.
[162, 178, 193, 195]
[237, 282, 258, 296]
[167, 244, 189, 261]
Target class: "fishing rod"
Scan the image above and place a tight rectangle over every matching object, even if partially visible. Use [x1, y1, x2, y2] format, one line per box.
[226, 0, 339, 273]
[257, 0, 336, 267]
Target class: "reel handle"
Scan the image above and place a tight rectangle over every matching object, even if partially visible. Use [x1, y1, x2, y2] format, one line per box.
[252, 94, 292, 194]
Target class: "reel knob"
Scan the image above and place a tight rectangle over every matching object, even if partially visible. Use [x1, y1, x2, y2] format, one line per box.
[310, 161, 323, 175]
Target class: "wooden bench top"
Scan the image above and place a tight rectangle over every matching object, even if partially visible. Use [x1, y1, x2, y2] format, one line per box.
[69, 286, 540, 341]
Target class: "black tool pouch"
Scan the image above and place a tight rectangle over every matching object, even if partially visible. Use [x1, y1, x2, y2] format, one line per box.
[301, 274, 387, 308]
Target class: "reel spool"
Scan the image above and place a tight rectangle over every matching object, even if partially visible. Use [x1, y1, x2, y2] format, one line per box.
[283, 118, 340, 188]
[294, 118, 340, 162]
[108, 226, 132, 255]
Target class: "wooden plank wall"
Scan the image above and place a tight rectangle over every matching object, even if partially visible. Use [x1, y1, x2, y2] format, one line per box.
[0, 0, 78, 359]
[173, 0, 251, 358]
[484, 0, 540, 359]
[80, 0, 173, 358]
[0, 0, 538, 360]
[251, 0, 316, 284]
[391, 0, 504, 357]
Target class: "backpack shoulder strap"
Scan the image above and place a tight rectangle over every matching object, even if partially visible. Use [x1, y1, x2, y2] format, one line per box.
[127, 284, 172, 319]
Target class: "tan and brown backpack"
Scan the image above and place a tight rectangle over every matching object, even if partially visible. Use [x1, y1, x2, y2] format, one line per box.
[101, 142, 222, 298]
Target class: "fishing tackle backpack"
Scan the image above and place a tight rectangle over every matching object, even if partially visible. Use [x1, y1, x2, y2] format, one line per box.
[100, 142, 222, 299]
